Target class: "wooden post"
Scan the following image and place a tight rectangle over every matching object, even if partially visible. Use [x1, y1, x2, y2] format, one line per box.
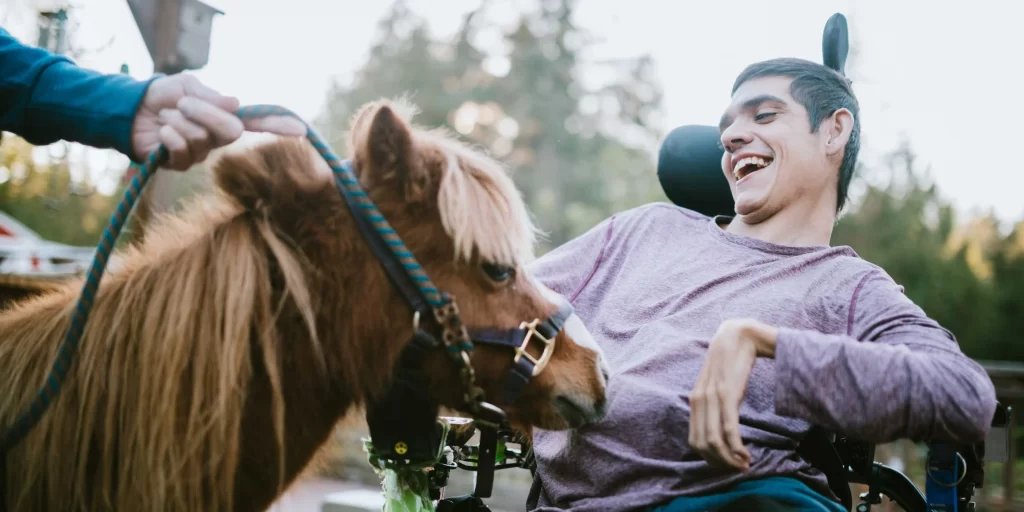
[1004, 409, 1016, 509]
[130, 0, 180, 245]
[124, 0, 223, 244]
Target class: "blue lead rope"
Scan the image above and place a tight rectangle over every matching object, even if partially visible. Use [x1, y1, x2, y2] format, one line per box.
[0, 105, 446, 455]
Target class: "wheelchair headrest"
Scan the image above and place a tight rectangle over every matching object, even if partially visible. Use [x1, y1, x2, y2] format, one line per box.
[822, 12, 850, 76]
[656, 125, 734, 218]
[656, 12, 850, 218]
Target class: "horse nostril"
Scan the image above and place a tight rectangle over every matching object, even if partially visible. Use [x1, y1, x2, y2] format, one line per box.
[602, 368, 610, 383]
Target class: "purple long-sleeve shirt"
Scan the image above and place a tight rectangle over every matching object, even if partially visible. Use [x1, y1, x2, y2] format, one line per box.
[525, 203, 997, 512]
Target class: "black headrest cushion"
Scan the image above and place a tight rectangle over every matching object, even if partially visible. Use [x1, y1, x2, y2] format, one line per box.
[655, 13, 850, 218]
[822, 13, 850, 76]
[656, 125, 734, 218]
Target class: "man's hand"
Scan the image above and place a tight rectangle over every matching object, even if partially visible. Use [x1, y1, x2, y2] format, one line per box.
[130, 74, 306, 170]
[688, 318, 777, 472]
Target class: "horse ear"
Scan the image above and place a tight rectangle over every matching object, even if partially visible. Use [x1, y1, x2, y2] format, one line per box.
[353, 102, 428, 201]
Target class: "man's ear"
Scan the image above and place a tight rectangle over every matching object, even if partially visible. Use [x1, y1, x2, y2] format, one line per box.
[351, 102, 428, 201]
[824, 108, 854, 157]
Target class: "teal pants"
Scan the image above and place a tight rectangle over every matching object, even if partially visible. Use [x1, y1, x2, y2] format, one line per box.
[648, 477, 846, 512]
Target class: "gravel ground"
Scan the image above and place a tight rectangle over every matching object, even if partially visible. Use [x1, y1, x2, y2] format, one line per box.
[267, 477, 370, 512]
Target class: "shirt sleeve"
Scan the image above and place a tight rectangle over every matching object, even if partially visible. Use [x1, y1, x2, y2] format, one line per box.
[528, 214, 617, 303]
[773, 268, 997, 444]
[0, 27, 156, 159]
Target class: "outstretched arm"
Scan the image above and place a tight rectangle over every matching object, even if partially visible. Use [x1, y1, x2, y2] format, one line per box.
[0, 27, 154, 157]
[689, 269, 997, 472]
[0, 27, 305, 168]
[772, 269, 997, 444]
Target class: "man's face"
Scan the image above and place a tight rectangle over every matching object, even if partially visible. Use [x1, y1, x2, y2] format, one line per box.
[718, 75, 837, 223]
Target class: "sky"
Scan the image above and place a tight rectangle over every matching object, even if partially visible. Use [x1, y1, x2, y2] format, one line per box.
[3, 0, 1022, 223]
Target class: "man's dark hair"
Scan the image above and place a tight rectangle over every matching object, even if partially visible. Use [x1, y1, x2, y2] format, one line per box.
[732, 57, 861, 213]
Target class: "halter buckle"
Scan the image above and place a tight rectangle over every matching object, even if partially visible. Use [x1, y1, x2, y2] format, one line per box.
[514, 319, 556, 377]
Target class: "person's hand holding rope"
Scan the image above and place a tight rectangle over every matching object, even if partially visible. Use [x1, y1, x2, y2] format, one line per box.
[1, 28, 307, 171]
[130, 74, 307, 170]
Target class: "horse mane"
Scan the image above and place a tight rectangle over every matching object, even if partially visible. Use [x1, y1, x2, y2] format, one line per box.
[348, 98, 541, 267]
[432, 131, 539, 266]
[0, 143, 321, 511]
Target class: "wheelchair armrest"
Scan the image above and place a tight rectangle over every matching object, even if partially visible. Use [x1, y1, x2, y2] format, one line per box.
[819, 401, 1011, 512]
[983, 402, 1012, 464]
[847, 461, 926, 512]
[954, 401, 1012, 491]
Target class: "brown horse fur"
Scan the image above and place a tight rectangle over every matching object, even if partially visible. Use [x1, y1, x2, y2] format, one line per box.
[0, 98, 608, 512]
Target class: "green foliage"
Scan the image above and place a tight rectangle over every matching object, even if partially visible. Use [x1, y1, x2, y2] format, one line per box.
[0, 136, 127, 247]
[832, 142, 1015, 361]
[314, 0, 667, 253]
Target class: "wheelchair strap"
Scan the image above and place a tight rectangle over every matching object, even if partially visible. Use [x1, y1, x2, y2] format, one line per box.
[925, 442, 961, 512]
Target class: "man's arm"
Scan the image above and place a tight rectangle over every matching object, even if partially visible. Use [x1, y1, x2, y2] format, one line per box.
[773, 269, 997, 444]
[0, 27, 156, 158]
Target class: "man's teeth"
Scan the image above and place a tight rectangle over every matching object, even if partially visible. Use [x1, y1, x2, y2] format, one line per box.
[733, 156, 771, 179]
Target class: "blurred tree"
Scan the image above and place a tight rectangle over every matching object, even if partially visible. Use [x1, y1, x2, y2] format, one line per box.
[0, 135, 127, 246]
[315, 0, 667, 252]
[985, 223, 1024, 362]
[314, 0, 492, 146]
[494, 0, 666, 247]
[832, 142, 1000, 360]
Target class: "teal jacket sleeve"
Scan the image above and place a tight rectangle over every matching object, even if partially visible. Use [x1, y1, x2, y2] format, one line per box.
[0, 26, 157, 159]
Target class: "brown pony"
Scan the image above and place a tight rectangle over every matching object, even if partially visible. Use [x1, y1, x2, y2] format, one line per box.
[0, 99, 609, 512]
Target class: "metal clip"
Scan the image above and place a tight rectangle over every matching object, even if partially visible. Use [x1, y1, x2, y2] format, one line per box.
[514, 319, 556, 377]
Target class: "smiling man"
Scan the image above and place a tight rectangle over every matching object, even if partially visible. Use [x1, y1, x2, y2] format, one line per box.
[524, 58, 997, 512]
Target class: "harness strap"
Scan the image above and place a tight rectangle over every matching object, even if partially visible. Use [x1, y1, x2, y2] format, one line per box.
[334, 161, 433, 320]
[469, 300, 573, 348]
[469, 299, 573, 405]
[503, 358, 535, 405]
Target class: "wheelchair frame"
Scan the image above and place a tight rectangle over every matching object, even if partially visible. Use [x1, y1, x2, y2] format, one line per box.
[427, 402, 1010, 512]
[801, 401, 1011, 512]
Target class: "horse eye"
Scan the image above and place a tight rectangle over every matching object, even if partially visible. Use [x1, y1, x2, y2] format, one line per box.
[482, 263, 516, 282]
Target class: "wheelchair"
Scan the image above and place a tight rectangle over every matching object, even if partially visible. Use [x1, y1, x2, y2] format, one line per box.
[416, 12, 1014, 512]
[425, 121, 1014, 511]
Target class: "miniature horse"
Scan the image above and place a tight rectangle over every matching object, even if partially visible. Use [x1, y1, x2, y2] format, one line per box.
[0, 99, 610, 512]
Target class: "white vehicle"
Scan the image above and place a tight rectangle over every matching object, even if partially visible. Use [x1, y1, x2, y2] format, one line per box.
[0, 211, 95, 276]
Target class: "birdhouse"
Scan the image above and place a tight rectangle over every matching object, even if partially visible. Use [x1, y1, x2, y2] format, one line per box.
[126, 0, 224, 74]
